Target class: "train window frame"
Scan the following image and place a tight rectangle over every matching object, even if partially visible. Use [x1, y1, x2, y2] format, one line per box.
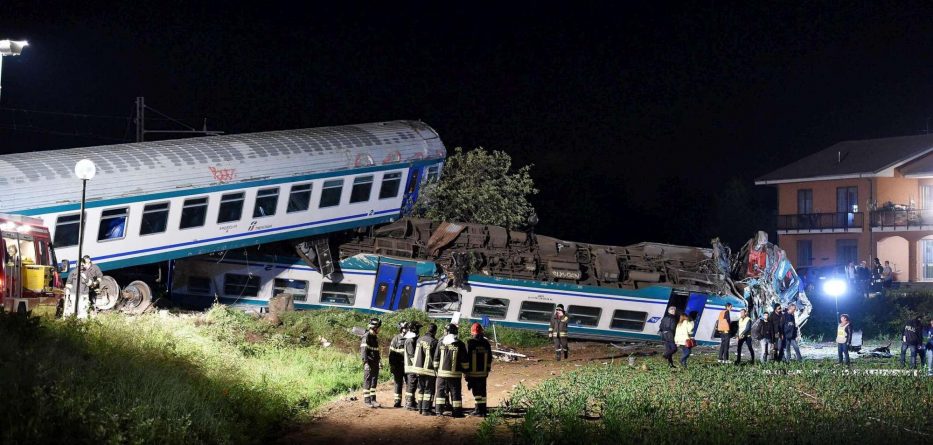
[320, 282, 356, 305]
[187, 276, 212, 295]
[252, 187, 280, 218]
[222, 273, 261, 297]
[349, 175, 374, 203]
[287, 183, 313, 213]
[472, 296, 510, 320]
[396, 285, 414, 310]
[217, 192, 245, 224]
[97, 207, 129, 242]
[518, 301, 555, 323]
[274, 278, 308, 302]
[567, 305, 602, 327]
[378, 171, 402, 200]
[140, 202, 170, 236]
[53, 213, 81, 247]
[179, 197, 209, 230]
[426, 291, 461, 315]
[319, 179, 344, 208]
[424, 165, 441, 183]
[609, 309, 648, 331]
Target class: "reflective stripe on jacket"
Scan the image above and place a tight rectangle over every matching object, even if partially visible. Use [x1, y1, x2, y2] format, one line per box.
[388, 333, 406, 369]
[360, 329, 380, 362]
[549, 314, 569, 338]
[434, 335, 469, 378]
[403, 335, 420, 374]
[466, 336, 493, 378]
[413, 334, 438, 376]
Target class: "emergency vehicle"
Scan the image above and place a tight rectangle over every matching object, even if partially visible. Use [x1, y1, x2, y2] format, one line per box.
[0, 213, 64, 314]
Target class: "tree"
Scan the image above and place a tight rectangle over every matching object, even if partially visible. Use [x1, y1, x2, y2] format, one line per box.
[414, 147, 538, 229]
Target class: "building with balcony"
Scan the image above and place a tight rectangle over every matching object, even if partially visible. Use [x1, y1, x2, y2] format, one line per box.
[756, 133, 933, 282]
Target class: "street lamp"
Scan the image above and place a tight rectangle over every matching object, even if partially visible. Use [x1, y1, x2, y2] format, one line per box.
[822, 278, 847, 321]
[0, 39, 28, 103]
[73, 159, 96, 317]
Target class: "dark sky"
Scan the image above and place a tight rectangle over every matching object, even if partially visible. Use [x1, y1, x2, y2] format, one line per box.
[2, 2, 933, 248]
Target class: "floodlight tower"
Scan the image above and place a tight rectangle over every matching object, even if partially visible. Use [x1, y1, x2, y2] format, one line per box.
[0, 39, 29, 103]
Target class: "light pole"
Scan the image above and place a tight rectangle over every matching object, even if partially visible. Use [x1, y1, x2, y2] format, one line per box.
[73, 159, 96, 317]
[0, 39, 28, 103]
[823, 278, 847, 321]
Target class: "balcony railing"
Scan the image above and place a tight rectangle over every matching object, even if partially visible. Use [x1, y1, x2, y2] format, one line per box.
[776, 212, 863, 231]
[870, 208, 933, 229]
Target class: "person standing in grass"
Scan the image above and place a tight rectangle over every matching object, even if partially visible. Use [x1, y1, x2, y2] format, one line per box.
[772, 305, 785, 362]
[674, 313, 696, 368]
[388, 321, 409, 408]
[549, 304, 570, 361]
[753, 312, 773, 363]
[716, 303, 733, 363]
[900, 316, 923, 369]
[658, 306, 679, 368]
[465, 322, 493, 417]
[360, 318, 382, 408]
[433, 323, 469, 417]
[403, 321, 422, 410]
[735, 309, 755, 364]
[782, 304, 802, 362]
[415, 323, 439, 415]
[925, 318, 933, 377]
[836, 314, 853, 366]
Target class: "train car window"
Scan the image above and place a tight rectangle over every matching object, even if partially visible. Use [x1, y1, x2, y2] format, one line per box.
[274, 278, 308, 302]
[321, 282, 356, 305]
[140, 202, 170, 235]
[568, 305, 602, 327]
[187, 276, 212, 295]
[217, 193, 245, 223]
[287, 183, 313, 213]
[180, 197, 208, 229]
[426, 291, 461, 314]
[36, 240, 50, 266]
[16, 237, 37, 264]
[53, 214, 80, 247]
[319, 179, 344, 208]
[424, 165, 440, 183]
[379, 172, 402, 199]
[472, 297, 510, 320]
[97, 207, 129, 241]
[397, 285, 414, 310]
[223, 273, 260, 297]
[610, 310, 648, 331]
[349, 175, 374, 203]
[374, 281, 390, 307]
[253, 188, 280, 218]
[519, 301, 555, 323]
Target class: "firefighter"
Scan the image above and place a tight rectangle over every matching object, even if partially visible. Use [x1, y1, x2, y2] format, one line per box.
[65, 255, 103, 317]
[388, 321, 409, 408]
[415, 323, 439, 415]
[402, 321, 422, 410]
[360, 318, 382, 408]
[433, 323, 469, 417]
[549, 304, 569, 360]
[465, 322, 493, 417]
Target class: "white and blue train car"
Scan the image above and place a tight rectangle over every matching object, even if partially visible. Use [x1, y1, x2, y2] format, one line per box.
[172, 253, 746, 345]
[0, 120, 446, 272]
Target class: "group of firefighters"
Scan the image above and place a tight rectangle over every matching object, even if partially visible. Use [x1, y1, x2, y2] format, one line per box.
[360, 318, 493, 417]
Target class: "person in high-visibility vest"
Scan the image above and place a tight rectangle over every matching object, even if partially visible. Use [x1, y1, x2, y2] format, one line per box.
[549, 304, 570, 360]
[402, 321, 422, 410]
[414, 323, 439, 415]
[716, 303, 733, 363]
[388, 321, 409, 408]
[433, 323, 469, 417]
[465, 322, 492, 417]
[360, 318, 382, 408]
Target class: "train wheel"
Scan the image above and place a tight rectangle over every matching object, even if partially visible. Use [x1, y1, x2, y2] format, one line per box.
[95, 276, 122, 311]
[119, 280, 152, 315]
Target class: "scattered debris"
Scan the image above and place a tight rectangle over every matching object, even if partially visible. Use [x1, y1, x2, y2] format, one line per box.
[319, 336, 332, 348]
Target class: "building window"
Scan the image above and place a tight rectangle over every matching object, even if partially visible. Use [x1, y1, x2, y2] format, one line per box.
[518, 301, 555, 323]
[140, 202, 169, 235]
[97, 208, 128, 241]
[836, 239, 858, 266]
[253, 188, 279, 218]
[53, 214, 80, 247]
[349, 175, 374, 203]
[274, 278, 308, 302]
[319, 179, 344, 208]
[610, 310, 648, 331]
[287, 183, 313, 213]
[187, 276, 212, 294]
[472, 297, 509, 320]
[379, 172, 402, 199]
[217, 192, 245, 223]
[922, 185, 933, 209]
[568, 305, 602, 327]
[321, 282, 356, 305]
[180, 197, 208, 229]
[797, 189, 813, 214]
[796, 240, 813, 267]
[223, 273, 261, 297]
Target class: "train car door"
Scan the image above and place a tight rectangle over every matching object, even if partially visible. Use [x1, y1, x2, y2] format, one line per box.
[400, 167, 424, 215]
[390, 266, 418, 310]
[371, 263, 402, 311]
[685, 292, 708, 335]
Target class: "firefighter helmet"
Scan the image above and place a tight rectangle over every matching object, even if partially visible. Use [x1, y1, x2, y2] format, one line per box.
[368, 318, 382, 329]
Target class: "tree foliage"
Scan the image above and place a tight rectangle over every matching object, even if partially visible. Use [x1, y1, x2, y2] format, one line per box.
[415, 147, 537, 229]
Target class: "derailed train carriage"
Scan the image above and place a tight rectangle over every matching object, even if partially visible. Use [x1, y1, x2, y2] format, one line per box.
[171, 218, 807, 345]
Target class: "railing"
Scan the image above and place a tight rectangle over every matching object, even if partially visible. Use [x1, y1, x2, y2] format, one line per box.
[870, 208, 933, 229]
[776, 212, 863, 231]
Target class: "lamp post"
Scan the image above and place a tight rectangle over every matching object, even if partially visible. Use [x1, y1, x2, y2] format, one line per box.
[0, 39, 28, 103]
[823, 278, 847, 322]
[73, 159, 96, 317]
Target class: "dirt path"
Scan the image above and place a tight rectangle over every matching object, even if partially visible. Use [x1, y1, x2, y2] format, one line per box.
[281, 341, 654, 444]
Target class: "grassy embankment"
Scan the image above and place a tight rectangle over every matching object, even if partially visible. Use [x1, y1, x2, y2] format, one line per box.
[1, 305, 544, 444]
[480, 353, 933, 444]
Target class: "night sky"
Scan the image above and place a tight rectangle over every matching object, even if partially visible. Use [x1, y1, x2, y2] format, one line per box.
[2, 2, 933, 249]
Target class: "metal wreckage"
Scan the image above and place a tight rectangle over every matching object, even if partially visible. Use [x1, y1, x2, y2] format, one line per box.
[301, 218, 810, 329]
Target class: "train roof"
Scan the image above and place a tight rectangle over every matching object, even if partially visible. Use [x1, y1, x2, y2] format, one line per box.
[0, 120, 445, 213]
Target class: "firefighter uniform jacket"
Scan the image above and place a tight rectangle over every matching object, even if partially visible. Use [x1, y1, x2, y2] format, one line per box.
[403, 332, 419, 374]
[548, 314, 569, 338]
[412, 333, 438, 376]
[389, 333, 406, 371]
[433, 334, 469, 378]
[360, 329, 380, 363]
[465, 336, 493, 378]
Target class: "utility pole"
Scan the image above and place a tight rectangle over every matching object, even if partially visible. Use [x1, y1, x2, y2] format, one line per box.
[133, 96, 223, 142]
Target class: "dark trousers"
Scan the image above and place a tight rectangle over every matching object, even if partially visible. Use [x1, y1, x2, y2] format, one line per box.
[435, 377, 463, 414]
[679, 345, 692, 367]
[775, 338, 785, 361]
[467, 377, 488, 414]
[362, 360, 379, 402]
[554, 336, 569, 360]
[718, 333, 731, 361]
[417, 375, 436, 411]
[405, 373, 419, 408]
[662, 340, 677, 365]
[901, 343, 919, 368]
[837, 343, 850, 365]
[390, 366, 405, 403]
[736, 336, 755, 363]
